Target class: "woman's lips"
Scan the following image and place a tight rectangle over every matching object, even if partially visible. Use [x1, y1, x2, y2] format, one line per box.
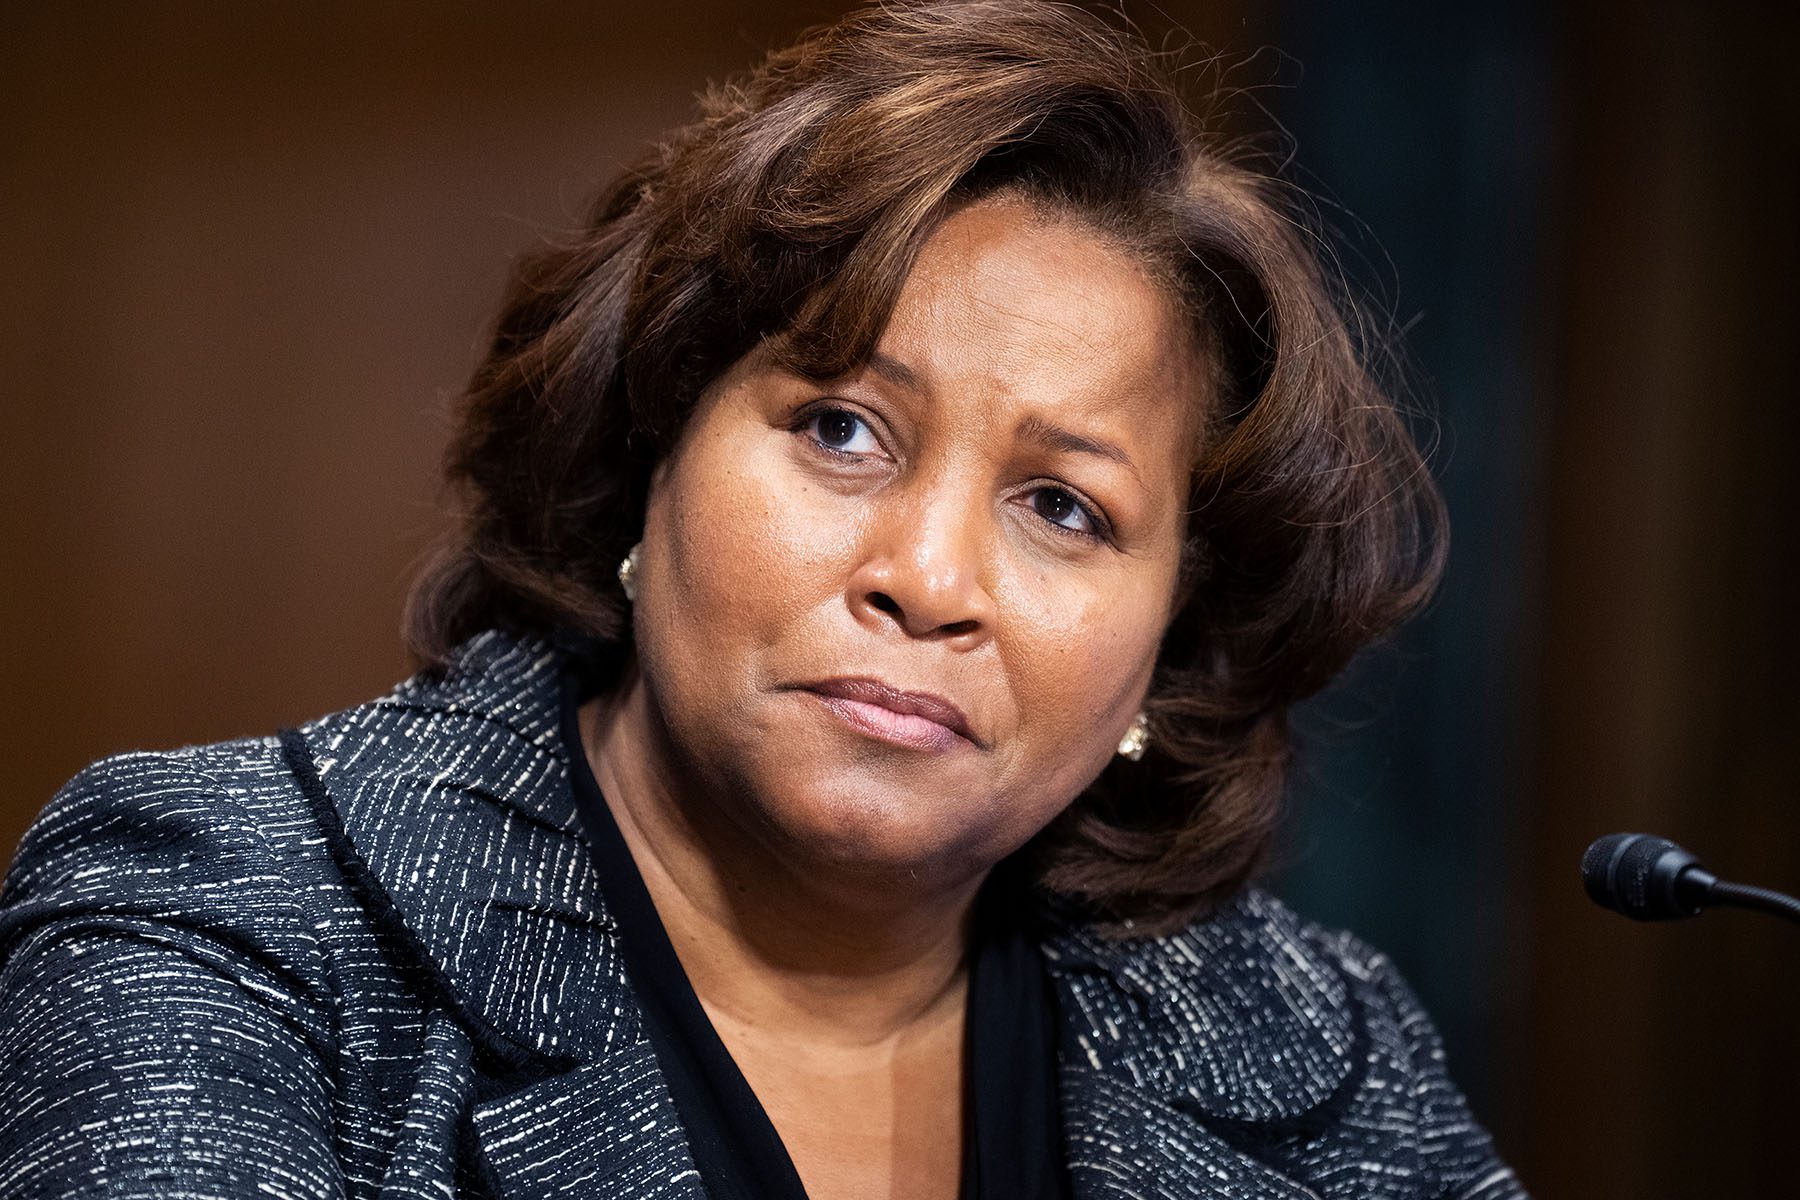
[799, 678, 977, 753]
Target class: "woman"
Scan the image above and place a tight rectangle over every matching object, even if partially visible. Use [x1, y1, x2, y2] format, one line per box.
[0, 2, 1525, 1198]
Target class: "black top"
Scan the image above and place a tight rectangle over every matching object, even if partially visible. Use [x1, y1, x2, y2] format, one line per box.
[559, 661, 1071, 1200]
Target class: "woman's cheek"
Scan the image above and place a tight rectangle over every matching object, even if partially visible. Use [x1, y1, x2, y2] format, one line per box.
[996, 566, 1159, 739]
[665, 436, 858, 644]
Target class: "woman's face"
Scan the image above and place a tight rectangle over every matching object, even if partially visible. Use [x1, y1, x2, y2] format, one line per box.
[631, 194, 1204, 891]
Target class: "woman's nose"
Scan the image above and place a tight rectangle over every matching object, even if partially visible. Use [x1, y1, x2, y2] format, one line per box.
[846, 486, 996, 646]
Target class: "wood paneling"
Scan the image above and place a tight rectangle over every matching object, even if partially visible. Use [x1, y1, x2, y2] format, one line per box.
[1522, 2, 1800, 1193]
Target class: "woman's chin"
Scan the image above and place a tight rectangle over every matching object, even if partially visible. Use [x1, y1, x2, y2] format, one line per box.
[730, 776, 1000, 892]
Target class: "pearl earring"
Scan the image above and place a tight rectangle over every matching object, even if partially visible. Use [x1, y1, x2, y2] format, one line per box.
[617, 541, 641, 602]
[1117, 710, 1150, 761]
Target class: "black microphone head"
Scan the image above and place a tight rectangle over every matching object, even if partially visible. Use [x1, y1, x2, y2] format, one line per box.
[1582, 832, 1709, 920]
[1581, 832, 1639, 909]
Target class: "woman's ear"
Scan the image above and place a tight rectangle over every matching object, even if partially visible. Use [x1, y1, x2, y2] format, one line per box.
[643, 451, 677, 517]
[1168, 530, 1209, 621]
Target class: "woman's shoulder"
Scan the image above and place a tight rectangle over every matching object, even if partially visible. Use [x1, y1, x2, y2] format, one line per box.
[1043, 887, 1386, 1119]
[7, 628, 567, 887]
[1046, 886, 1429, 1034]
[5, 734, 309, 910]
[0, 626, 611, 1041]
[1044, 887, 1525, 1197]
[1163, 885, 1451, 1043]
[0, 693, 528, 1195]
[0, 732, 352, 1132]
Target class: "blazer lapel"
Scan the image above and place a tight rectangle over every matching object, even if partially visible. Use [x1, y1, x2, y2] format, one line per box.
[469, 1051, 706, 1199]
[300, 629, 705, 1198]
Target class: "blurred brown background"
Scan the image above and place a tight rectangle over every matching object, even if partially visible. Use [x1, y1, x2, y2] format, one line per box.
[3, 2, 1795, 1196]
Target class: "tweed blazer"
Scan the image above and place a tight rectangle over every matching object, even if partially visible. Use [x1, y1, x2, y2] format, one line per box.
[0, 629, 1525, 1199]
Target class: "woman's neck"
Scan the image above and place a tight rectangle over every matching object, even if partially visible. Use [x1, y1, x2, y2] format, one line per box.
[578, 668, 981, 1049]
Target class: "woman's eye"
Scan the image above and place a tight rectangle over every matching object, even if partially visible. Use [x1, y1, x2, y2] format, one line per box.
[1029, 487, 1102, 539]
[804, 407, 881, 456]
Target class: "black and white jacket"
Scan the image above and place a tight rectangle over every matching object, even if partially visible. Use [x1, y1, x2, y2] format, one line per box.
[0, 629, 1526, 1199]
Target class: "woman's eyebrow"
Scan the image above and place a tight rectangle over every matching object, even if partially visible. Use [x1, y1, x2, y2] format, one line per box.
[1016, 413, 1140, 480]
[864, 349, 926, 393]
[860, 350, 1144, 481]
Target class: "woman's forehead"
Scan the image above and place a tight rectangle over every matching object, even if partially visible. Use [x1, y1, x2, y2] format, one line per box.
[863, 197, 1206, 460]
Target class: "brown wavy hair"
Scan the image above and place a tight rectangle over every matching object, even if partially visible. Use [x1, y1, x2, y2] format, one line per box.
[404, 0, 1447, 935]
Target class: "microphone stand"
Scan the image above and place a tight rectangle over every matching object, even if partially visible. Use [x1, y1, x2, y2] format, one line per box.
[1705, 880, 1800, 925]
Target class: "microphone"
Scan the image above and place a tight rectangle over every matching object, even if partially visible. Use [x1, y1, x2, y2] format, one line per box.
[1581, 833, 1800, 926]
